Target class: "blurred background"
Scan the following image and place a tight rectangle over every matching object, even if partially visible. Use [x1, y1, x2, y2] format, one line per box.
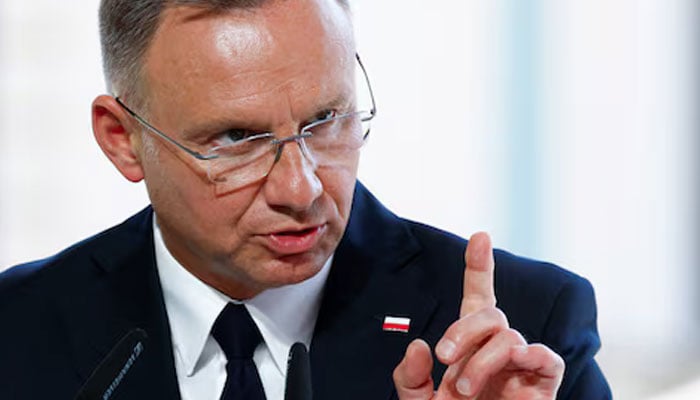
[1, 1, 697, 398]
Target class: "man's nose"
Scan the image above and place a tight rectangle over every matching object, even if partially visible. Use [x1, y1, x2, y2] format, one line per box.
[263, 138, 323, 212]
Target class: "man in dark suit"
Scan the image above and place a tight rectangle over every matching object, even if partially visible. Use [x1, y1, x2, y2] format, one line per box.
[0, 0, 611, 399]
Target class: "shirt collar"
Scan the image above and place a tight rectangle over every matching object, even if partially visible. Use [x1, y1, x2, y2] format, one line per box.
[153, 215, 331, 377]
[245, 258, 331, 374]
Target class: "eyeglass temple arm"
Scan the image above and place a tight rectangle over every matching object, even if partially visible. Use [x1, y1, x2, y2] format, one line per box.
[355, 53, 377, 119]
[114, 97, 217, 161]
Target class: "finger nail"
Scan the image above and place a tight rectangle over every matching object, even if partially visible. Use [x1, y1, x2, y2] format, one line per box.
[456, 377, 472, 396]
[436, 339, 456, 360]
[514, 345, 528, 355]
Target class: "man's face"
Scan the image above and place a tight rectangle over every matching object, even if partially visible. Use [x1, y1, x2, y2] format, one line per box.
[135, 0, 358, 299]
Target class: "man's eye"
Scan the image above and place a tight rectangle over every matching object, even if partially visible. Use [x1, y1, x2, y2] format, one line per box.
[216, 129, 254, 145]
[315, 110, 337, 122]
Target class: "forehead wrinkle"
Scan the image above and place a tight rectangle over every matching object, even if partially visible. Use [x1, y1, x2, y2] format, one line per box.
[180, 83, 296, 139]
[209, 63, 341, 125]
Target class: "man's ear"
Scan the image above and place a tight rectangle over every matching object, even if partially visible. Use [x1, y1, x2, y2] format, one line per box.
[92, 95, 145, 182]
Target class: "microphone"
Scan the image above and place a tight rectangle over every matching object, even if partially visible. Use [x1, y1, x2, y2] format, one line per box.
[74, 328, 148, 400]
[284, 342, 312, 400]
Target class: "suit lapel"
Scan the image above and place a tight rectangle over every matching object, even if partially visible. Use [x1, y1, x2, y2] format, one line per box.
[59, 208, 181, 399]
[310, 183, 439, 399]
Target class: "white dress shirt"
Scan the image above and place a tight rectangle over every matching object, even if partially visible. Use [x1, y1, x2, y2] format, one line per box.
[153, 217, 331, 400]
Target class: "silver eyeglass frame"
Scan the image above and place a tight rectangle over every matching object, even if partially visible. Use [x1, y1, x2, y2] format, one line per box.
[114, 53, 377, 166]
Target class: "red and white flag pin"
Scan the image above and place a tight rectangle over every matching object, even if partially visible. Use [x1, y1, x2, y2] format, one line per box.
[382, 316, 411, 333]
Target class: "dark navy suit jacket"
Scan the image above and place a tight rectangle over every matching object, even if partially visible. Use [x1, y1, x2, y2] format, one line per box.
[0, 182, 611, 399]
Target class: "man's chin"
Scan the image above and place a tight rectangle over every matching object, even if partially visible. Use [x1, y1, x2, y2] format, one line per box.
[260, 253, 328, 287]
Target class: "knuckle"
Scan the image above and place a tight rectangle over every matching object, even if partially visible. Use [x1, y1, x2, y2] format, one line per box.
[461, 292, 496, 315]
[547, 347, 566, 370]
[493, 307, 509, 326]
[555, 353, 566, 371]
[461, 298, 488, 315]
[531, 343, 566, 372]
[444, 317, 469, 344]
[392, 365, 402, 382]
[480, 307, 509, 329]
[503, 328, 525, 343]
[464, 352, 488, 376]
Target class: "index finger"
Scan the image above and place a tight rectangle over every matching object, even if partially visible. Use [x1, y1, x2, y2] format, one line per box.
[460, 232, 496, 316]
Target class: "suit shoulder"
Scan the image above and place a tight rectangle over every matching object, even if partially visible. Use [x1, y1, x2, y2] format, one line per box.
[0, 207, 152, 301]
[495, 248, 590, 288]
[405, 219, 468, 248]
[493, 249, 595, 341]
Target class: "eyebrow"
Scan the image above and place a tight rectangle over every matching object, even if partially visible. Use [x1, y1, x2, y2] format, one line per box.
[179, 92, 354, 141]
[321, 92, 355, 113]
[180, 114, 260, 141]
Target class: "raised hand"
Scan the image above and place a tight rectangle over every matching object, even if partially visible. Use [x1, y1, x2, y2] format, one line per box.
[393, 232, 565, 399]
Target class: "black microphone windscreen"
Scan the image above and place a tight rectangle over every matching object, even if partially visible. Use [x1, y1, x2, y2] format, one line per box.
[284, 342, 312, 400]
[74, 328, 148, 400]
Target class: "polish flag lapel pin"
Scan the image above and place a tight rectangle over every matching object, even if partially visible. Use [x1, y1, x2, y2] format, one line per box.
[382, 316, 411, 333]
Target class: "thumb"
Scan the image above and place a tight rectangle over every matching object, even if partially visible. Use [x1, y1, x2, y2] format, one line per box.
[393, 339, 435, 400]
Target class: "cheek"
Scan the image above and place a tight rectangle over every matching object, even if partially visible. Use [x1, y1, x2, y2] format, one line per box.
[318, 158, 359, 219]
[144, 153, 201, 210]
[143, 151, 255, 237]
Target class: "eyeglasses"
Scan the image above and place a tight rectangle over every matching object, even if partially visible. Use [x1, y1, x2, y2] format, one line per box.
[115, 53, 376, 192]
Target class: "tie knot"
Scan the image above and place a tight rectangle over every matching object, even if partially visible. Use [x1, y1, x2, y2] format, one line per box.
[212, 303, 263, 360]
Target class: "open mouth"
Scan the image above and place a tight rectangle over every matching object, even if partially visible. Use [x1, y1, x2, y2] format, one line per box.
[265, 225, 325, 255]
[277, 227, 319, 237]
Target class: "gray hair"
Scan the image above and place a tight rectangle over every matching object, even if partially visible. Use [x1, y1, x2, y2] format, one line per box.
[99, 0, 349, 110]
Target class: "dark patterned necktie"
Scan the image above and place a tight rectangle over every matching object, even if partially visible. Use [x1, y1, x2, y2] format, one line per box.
[212, 303, 267, 400]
